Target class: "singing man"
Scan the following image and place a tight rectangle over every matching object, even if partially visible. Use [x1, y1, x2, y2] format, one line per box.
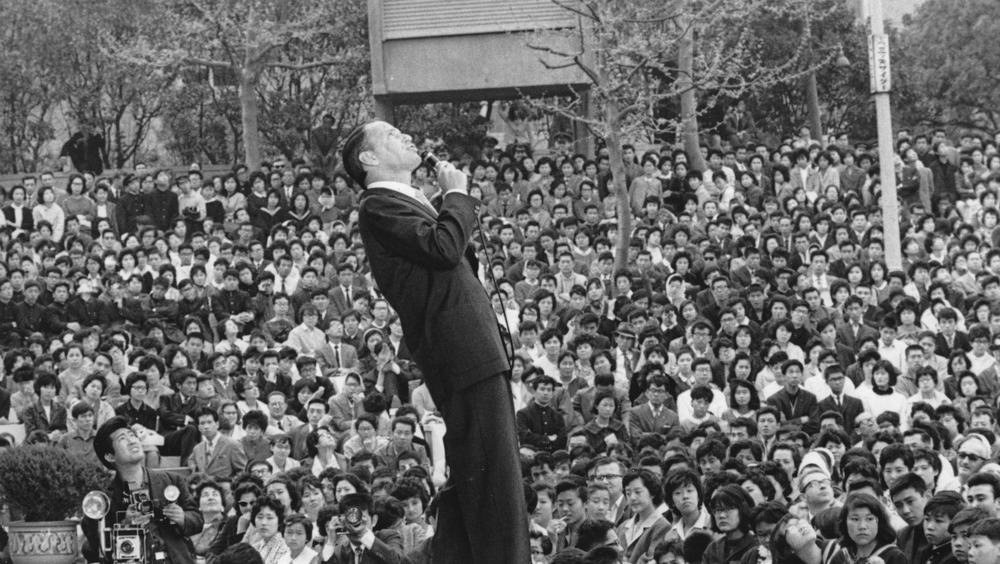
[341, 121, 530, 564]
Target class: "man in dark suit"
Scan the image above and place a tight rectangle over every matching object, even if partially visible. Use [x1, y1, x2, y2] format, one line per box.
[815, 365, 865, 435]
[343, 121, 529, 564]
[935, 307, 971, 357]
[329, 264, 363, 318]
[766, 359, 820, 435]
[83, 417, 203, 564]
[835, 296, 880, 352]
[627, 375, 679, 443]
[187, 408, 248, 480]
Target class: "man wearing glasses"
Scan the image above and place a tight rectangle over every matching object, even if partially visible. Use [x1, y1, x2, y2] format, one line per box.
[589, 457, 629, 526]
[792, 468, 839, 521]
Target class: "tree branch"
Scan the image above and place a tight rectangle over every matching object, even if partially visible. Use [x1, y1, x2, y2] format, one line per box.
[183, 56, 233, 70]
[264, 58, 345, 71]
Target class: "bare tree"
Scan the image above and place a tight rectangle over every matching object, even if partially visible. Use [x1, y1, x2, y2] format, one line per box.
[527, 0, 832, 271]
[107, 0, 369, 170]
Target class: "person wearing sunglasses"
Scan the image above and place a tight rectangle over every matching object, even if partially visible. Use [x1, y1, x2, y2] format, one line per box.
[207, 481, 263, 559]
[958, 434, 993, 486]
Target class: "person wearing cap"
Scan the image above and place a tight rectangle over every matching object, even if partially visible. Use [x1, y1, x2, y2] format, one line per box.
[83, 416, 203, 564]
[67, 278, 102, 329]
[790, 466, 839, 521]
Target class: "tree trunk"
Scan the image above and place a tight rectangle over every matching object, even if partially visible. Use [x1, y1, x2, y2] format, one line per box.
[678, 20, 706, 172]
[806, 72, 823, 144]
[604, 101, 632, 277]
[239, 69, 262, 171]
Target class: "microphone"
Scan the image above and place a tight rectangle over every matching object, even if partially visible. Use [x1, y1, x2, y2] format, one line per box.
[420, 151, 446, 172]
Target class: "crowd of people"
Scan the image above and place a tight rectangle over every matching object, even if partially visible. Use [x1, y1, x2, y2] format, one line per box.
[2, 119, 1000, 564]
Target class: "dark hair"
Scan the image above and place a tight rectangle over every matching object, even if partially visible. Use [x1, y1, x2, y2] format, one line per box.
[662, 469, 703, 515]
[94, 416, 132, 469]
[838, 493, 898, 552]
[341, 123, 373, 187]
[708, 484, 755, 533]
[575, 518, 617, 551]
[249, 496, 286, 532]
[888, 472, 928, 500]
[217, 543, 264, 564]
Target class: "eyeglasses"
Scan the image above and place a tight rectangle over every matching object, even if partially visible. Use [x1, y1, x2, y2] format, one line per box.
[959, 452, 986, 462]
[238, 500, 255, 507]
[591, 474, 622, 482]
[803, 479, 831, 490]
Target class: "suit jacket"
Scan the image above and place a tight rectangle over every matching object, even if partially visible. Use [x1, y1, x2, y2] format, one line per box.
[22, 399, 68, 434]
[322, 528, 403, 564]
[627, 402, 679, 442]
[82, 468, 203, 564]
[358, 188, 508, 403]
[835, 321, 880, 353]
[935, 332, 971, 358]
[187, 434, 248, 479]
[766, 387, 820, 434]
[817, 394, 866, 435]
[329, 285, 356, 318]
[315, 341, 360, 377]
[276, 186, 306, 211]
[328, 393, 363, 433]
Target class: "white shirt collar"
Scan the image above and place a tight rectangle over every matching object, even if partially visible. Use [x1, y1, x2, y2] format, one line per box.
[368, 181, 436, 214]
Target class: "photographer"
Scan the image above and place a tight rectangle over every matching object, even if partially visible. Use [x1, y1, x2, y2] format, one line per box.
[83, 416, 203, 564]
[317, 493, 403, 564]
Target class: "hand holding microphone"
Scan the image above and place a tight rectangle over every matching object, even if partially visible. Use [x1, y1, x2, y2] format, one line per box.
[422, 151, 468, 196]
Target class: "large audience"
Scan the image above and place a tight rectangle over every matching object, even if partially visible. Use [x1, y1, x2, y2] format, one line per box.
[3, 120, 1000, 564]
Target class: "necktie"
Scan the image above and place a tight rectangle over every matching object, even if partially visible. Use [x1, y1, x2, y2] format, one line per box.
[354, 546, 364, 564]
[278, 279, 285, 295]
[836, 396, 842, 408]
[335, 344, 341, 368]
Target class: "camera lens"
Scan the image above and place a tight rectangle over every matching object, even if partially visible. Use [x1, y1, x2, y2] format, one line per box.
[121, 540, 134, 553]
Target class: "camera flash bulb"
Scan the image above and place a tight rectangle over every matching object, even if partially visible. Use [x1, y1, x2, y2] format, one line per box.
[163, 485, 180, 503]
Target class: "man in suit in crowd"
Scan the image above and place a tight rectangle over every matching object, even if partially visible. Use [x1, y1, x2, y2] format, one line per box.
[627, 375, 679, 443]
[815, 364, 865, 435]
[836, 296, 879, 353]
[84, 417, 203, 564]
[935, 307, 971, 358]
[766, 359, 820, 435]
[343, 120, 529, 564]
[315, 320, 360, 379]
[329, 264, 359, 317]
[188, 408, 247, 479]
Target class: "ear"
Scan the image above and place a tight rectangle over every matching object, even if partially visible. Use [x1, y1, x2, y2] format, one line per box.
[358, 149, 378, 168]
[369, 513, 378, 529]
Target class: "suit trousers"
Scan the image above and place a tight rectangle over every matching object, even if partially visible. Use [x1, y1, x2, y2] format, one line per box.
[432, 373, 531, 564]
[160, 425, 201, 465]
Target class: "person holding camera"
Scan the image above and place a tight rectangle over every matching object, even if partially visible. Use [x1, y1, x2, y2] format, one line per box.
[317, 493, 403, 564]
[83, 416, 203, 564]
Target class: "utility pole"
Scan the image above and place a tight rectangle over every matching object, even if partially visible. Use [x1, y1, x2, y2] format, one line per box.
[867, 0, 902, 270]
